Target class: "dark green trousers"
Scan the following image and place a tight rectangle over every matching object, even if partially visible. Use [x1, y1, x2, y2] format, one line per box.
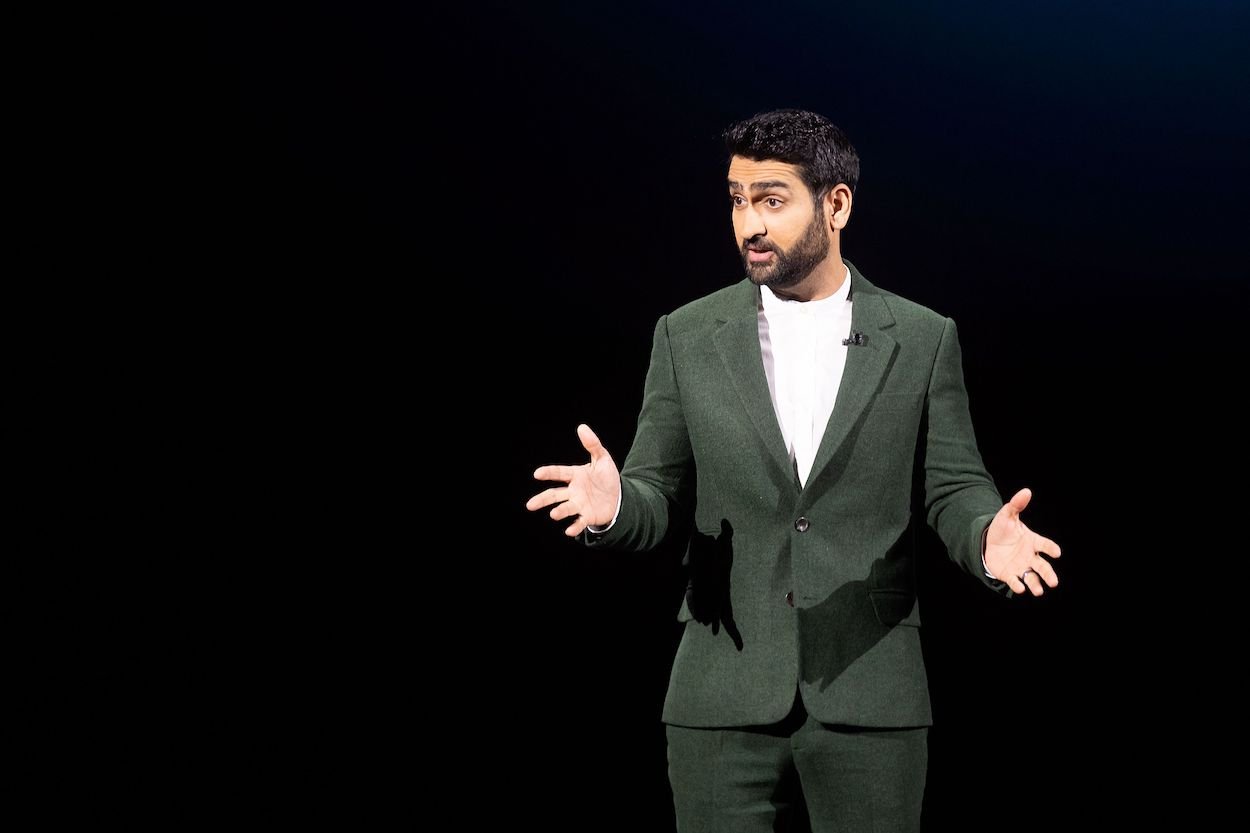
[665, 692, 928, 833]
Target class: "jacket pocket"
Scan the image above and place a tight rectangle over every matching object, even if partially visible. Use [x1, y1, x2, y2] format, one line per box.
[868, 588, 918, 627]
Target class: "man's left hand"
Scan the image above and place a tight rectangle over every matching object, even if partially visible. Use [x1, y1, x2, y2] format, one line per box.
[985, 488, 1063, 596]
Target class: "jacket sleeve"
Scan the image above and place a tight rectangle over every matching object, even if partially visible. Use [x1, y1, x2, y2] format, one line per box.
[584, 314, 695, 552]
[923, 317, 1012, 595]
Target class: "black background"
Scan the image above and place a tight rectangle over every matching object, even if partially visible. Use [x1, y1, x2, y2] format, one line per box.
[138, 1, 1245, 828]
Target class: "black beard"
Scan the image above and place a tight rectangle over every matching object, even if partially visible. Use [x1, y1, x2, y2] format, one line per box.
[741, 211, 830, 290]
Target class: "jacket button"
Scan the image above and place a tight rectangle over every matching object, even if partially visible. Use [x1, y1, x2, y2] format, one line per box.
[794, 517, 810, 533]
[785, 591, 794, 607]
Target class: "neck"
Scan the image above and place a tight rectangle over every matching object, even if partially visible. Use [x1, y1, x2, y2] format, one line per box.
[769, 248, 848, 302]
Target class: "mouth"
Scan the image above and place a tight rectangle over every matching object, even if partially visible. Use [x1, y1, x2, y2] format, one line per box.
[747, 249, 774, 264]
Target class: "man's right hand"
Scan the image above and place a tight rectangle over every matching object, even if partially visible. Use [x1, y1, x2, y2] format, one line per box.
[526, 424, 621, 537]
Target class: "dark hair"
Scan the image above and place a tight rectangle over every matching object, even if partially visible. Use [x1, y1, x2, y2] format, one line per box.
[722, 109, 860, 203]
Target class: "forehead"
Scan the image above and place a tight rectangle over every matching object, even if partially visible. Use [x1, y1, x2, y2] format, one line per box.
[727, 156, 805, 191]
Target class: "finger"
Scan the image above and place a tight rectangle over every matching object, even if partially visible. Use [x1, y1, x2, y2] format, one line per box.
[577, 424, 605, 460]
[1033, 535, 1062, 559]
[1007, 487, 1032, 517]
[525, 487, 570, 512]
[565, 516, 589, 537]
[550, 498, 586, 522]
[1021, 570, 1045, 596]
[1007, 572, 1029, 594]
[534, 465, 577, 483]
[1028, 559, 1060, 589]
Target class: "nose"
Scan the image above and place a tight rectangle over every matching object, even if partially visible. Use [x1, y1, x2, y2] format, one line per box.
[739, 204, 766, 242]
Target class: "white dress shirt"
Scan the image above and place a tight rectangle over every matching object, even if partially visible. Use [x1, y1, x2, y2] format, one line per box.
[758, 264, 853, 487]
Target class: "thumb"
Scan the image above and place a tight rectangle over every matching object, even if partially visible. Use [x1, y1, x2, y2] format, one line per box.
[1007, 487, 1032, 517]
[577, 423, 605, 459]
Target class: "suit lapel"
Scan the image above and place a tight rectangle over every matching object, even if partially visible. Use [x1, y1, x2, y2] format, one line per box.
[804, 264, 898, 489]
[711, 263, 898, 490]
[712, 282, 794, 480]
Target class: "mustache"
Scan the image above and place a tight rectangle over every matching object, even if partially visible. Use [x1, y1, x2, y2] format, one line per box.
[743, 239, 775, 253]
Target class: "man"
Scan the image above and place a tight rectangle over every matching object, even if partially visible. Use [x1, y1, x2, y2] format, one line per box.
[526, 109, 1062, 833]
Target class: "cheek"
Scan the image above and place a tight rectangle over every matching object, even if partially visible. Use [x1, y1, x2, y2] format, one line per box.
[774, 218, 806, 247]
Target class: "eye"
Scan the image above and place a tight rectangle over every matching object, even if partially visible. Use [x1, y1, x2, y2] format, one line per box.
[731, 194, 745, 206]
[765, 197, 783, 208]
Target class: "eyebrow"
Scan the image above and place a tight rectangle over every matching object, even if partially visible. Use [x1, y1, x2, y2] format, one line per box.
[727, 180, 794, 194]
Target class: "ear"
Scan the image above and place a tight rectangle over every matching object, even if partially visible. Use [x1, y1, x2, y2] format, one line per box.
[827, 184, 852, 230]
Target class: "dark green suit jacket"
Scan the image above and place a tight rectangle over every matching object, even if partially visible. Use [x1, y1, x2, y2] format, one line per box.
[587, 259, 1011, 729]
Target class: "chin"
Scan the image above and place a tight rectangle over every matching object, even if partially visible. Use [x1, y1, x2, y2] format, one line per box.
[745, 264, 774, 283]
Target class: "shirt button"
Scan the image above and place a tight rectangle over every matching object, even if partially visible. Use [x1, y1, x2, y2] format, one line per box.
[794, 517, 810, 533]
[785, 591, 794, 607]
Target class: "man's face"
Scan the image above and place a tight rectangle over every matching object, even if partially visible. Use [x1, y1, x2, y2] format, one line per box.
[728, 156, 829, 291]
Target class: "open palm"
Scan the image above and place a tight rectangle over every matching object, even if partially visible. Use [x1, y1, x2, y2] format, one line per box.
[984, 487, 1063, 596]
[526, 424, 622, 537]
